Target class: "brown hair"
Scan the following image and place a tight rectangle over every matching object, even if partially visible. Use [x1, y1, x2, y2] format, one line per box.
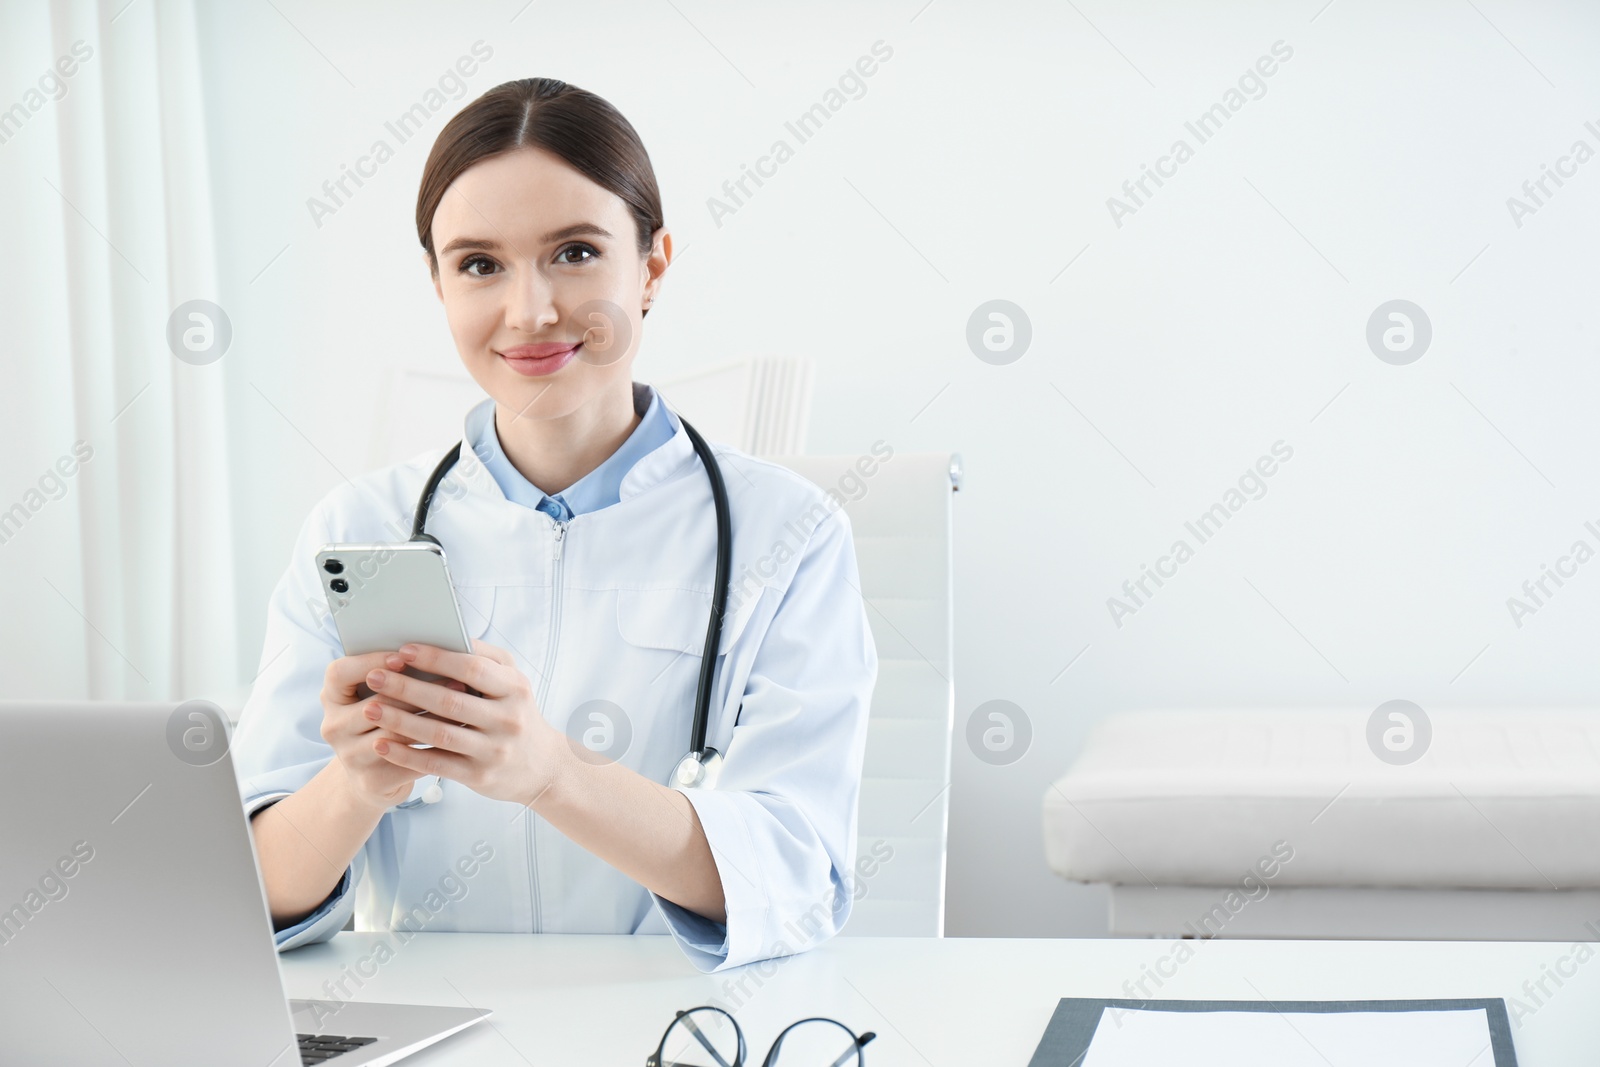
[416, 77, 663, 314]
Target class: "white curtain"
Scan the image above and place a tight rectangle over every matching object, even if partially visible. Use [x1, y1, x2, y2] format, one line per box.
[0, 0, 239, 704]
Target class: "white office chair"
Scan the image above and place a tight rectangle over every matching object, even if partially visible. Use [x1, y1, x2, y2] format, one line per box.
[772, 452, 962, 937]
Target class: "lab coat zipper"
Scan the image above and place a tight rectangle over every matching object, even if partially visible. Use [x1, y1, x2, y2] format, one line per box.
[528, 516, 567, 933]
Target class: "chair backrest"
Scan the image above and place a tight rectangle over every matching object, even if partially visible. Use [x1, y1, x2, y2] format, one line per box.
[770, 451, 961, 937]
[370, 367, 488, 469]
[654, 358, 814, 455]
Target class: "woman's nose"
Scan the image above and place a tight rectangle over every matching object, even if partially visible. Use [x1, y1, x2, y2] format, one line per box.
[504, 267, 560, 331]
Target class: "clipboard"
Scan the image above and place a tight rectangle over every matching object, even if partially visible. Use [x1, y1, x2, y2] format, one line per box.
[1026, 997, 1517, 1066]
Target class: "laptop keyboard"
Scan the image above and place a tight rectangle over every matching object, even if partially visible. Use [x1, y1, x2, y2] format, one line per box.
[297, 1033, 379, 1062]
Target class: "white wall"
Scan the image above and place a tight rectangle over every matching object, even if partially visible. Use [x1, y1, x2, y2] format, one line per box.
[9, 0, 1597, 939]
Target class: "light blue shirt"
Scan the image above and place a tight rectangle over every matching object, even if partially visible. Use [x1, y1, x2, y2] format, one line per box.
[466, 383, 677, 520]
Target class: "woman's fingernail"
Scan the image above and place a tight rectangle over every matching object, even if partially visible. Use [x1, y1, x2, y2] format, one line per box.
[399, 644, 418, 658]
[364, 704, 382, 721]
[368, 669, 386, 686]
[385, 653, 405, 670]
[376, 740, 389, 755]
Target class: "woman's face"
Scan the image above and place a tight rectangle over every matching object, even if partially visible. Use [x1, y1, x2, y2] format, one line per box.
[428, 146, 669, 420]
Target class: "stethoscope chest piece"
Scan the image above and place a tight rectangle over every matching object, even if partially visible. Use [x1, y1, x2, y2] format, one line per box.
[673, 748, 723, 790]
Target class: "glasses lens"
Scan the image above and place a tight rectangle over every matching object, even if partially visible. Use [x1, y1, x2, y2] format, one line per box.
[767, 1018, 864, 1067]
[658, 1007, 742, 1067]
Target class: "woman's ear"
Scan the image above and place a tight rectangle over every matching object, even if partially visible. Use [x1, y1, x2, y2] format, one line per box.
[641, 227, 672, 309]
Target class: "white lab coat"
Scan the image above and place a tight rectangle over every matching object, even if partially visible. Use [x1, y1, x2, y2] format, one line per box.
[230, 389, 878, 973]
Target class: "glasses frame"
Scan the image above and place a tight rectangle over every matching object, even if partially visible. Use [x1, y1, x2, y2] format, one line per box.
[646, 1004, 877, 1067]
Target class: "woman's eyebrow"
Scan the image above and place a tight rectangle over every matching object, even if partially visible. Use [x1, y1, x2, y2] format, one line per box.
[541, 222, 613, 243]
[439, 223, 614, 257]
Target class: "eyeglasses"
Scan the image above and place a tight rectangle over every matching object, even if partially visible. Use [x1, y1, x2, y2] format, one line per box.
[646, 1005, 876, 1067]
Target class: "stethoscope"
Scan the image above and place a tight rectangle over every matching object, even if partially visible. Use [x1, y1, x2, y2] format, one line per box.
[393, 408, 732, 810]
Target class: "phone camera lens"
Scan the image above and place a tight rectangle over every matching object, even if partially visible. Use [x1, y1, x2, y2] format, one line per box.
[323, 558, 344, 574]
[330, 578, 349, 593]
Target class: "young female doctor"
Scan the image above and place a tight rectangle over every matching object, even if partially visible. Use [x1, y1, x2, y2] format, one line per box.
[231, 78, 878, 975]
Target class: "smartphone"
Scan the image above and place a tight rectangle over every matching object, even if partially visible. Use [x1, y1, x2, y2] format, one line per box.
[316, 542, 478, 721]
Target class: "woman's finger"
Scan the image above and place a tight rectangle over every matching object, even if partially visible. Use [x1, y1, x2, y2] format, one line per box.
[330, 651, 406, 702]
[365, 668, 493, 729]
[375, 733, 469, 780]
[366, 702, 486, 759]
[471, 637, 516, 668]
[400, 642, 520, 699]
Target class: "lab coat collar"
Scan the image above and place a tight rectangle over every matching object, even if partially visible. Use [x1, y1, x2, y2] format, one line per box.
[450, 381, 697, 507]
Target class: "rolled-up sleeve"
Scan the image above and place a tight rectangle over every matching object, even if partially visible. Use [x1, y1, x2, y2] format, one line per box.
[232, 494, 368, 952]
[245, 792, 361, 950]
[649, 505, 877, 972]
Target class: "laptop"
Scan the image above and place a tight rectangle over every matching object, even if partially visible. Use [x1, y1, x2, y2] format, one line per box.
[0, 700, 491, 1066]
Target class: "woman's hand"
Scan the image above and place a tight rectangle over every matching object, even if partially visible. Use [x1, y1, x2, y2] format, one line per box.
[319, 650, 473, 811]
[368, 644, 729, 927]
[364, 638, 567, 807]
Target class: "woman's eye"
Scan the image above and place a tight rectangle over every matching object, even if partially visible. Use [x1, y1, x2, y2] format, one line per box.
[558, 243, 597, 265]
[459, 254, 498, 277]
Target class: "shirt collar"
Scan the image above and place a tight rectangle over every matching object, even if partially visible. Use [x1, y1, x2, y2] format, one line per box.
[461, 381, 686, 517]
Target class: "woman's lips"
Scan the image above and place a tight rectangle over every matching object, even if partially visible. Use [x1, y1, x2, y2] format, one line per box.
[500, 343, 581, 376]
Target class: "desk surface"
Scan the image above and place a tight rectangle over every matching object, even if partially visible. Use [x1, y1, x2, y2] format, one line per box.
[278, 933, 1595, 1064]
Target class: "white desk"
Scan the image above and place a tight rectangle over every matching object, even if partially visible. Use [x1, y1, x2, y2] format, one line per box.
[277, 933, 1596, 1063]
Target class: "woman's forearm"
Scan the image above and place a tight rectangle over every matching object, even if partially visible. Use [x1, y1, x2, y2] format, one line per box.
[531, 748, 728, 925]
[249, 760, 387, 929]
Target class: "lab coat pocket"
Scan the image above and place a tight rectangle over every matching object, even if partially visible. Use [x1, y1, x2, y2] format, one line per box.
[613, 587, 756, 758]
[614, 586, 753, 659]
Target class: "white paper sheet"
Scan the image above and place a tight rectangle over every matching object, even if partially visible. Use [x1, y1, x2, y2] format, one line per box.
[1081, 1007, 1496, 1067]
